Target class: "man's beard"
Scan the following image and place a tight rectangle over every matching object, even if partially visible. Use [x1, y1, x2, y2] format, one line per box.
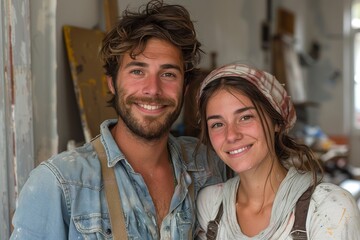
[114, 89, 183, 141]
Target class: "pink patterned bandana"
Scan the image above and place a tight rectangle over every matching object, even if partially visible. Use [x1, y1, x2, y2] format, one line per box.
[198, 63, 296, 131]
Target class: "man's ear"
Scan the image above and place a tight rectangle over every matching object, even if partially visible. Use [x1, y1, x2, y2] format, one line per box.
[107, 76, 115, 94]
[275, 124, 281, 132]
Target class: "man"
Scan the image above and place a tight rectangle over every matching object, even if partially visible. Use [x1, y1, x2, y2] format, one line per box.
[10, 1, 226, 239]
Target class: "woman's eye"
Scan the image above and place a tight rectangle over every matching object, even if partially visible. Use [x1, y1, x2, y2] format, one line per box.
[240, 115, 253, 121]
[210, 122, 223, 129]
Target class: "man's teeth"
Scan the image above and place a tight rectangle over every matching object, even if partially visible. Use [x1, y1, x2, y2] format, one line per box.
[139, 104, 161, 110]
[229, 146, 249, 155]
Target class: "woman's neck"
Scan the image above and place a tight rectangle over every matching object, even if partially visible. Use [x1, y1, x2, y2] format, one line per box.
[235, 164, 287, 236]
[236, 163, 287, 208]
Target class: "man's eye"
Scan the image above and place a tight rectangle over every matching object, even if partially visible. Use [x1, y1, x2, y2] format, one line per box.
[130, 69, 143, 75]
[162, 72, 176, 78]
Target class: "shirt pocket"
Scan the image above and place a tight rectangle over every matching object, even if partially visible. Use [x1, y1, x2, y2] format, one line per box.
[176, 210, 193, 240]
[73, 213, 113, 239]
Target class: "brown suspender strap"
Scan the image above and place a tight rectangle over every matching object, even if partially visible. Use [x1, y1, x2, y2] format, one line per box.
[206, 202, 223, 240]
[179, 143, 194, 239]
[291, 186, 313, 240]
[92, 136, 128, 240]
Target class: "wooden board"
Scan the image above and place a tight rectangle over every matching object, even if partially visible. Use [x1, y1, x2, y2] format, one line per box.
[63, 25, 116, 142]
[104, 0, 119, 32]
[277, 8, 295, 36]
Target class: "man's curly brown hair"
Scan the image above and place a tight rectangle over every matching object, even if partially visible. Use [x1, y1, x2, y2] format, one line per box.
[100, 0, 203, 109]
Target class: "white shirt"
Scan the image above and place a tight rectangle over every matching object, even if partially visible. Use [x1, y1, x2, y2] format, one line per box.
[196, 176, 360, 239]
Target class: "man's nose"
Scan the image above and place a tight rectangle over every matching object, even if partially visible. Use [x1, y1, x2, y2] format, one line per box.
[142, 75, 162, 96]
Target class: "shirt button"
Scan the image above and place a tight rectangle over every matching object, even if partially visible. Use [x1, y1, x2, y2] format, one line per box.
[185, 174, 192, 184]
[165, 226, 170, 231]
[106, 228, 112, 235]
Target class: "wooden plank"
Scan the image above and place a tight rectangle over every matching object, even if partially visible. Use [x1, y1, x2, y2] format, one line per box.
[104, 0, 119, 32]
[63, 25, 116, 142]
[277, 8, 295, 36]
[272, 35, 287, 85]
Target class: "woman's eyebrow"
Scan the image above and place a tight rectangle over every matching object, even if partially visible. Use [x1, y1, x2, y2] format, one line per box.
[206, 106, 255, 121]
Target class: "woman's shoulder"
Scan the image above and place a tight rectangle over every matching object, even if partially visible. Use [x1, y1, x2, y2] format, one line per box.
[311, 182, 359, 209]
[197, 177, 239, 214]
[198, 182, 224, 204]
[313, 182, 356, 203]
[307, 182, 360, 238]
[198, 177, 239, 200]
[310, 181, 360, 220]
[196, 182, 225, 230]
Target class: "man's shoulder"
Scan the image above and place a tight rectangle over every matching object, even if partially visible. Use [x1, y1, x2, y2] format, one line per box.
[173, 135, 227, 189]
[41, 142, 102, 188]
[173, 136, 208, 167]
[176, 135, 200, 147]
[175, 135, 212, 156]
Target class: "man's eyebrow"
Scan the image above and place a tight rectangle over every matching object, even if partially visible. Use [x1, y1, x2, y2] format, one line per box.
[124, 61, 148, 69]
[206, 106, 255, 121]
[123, 62, 182, 72]
[161, 64, 182, 72]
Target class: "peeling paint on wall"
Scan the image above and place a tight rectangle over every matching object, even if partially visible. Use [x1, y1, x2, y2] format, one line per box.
[1, 0, 34, 238]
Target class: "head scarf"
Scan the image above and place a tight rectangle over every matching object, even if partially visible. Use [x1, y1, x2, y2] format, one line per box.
[198, 63, 296, 131]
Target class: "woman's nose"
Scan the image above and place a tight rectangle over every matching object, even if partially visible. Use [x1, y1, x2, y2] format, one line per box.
[226, 123, 243, 143]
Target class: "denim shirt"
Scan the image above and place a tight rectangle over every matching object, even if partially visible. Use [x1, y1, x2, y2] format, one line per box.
[11, 119, 226, 240]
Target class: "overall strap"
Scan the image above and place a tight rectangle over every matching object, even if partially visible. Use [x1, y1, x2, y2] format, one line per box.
[179, 142, 194, 239]
[92, 135, 128, 240]
[206, 202, 223, 240]
[291, 187, 313, 240]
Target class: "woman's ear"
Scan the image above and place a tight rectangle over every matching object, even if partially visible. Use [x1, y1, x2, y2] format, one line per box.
[107, 76, 115, 94]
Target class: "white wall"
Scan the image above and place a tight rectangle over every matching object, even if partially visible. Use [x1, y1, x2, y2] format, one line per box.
[304, 0, 346, 136]
[119, 0, 267, 70]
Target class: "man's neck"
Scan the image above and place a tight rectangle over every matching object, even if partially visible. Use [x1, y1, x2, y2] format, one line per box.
[111, 121, 175, 226]
[110, 121, 170, 171]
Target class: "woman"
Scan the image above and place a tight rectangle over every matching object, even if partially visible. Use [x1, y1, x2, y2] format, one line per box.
[195, 63, 360, 239]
